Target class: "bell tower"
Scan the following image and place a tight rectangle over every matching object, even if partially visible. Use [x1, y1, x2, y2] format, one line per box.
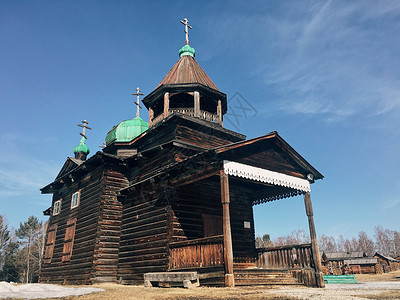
[142, 18, 227, 127]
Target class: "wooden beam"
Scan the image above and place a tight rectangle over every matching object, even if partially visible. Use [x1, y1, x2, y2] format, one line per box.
[172, 168, 220, 187]
[163, 92, 170, 118]
[148, 107, 154, 127]
[217, 100, 223, 126]
[220, 169, 234, 287]
[304, 192, 325, 288]
[194, 91, 200, 117]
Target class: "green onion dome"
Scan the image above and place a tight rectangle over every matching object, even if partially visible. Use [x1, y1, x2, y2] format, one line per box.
[179, 45, 195, 58]
[73, 137, 90, 155]
[105, 116, 148, 146]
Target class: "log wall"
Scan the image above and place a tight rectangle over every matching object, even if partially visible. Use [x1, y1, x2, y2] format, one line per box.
[40, 167, 104, 284]
[40, 165, 127, 284]
[92, 168, 127, 283]
[117, 187, 172, 284]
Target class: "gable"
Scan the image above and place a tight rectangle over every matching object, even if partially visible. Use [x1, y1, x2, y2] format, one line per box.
[55, 157, 84, 180]
[214, 132, 323, 180]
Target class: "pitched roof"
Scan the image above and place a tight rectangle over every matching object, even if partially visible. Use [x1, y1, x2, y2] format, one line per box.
[344, 258, 378, 265]
[156, 55, 219, 90]
[55, 157, 84, 180]
[374, 252, 400, 262]
[324, 252, 366, 260]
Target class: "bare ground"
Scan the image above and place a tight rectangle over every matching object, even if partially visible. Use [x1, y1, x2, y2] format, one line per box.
[7, 270, 400, 300]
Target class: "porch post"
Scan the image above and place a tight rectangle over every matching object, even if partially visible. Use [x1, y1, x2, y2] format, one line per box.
[194, 91, 200, 117]
[148, 108, 154, 127]
[220, 169, 234, 287]
[217, 100, 223, 126]
[163, 92, 170, 118]
[304, 191, 325, 288]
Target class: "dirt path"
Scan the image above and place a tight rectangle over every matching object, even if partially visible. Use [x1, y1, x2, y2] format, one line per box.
[355, 269, 400, 282]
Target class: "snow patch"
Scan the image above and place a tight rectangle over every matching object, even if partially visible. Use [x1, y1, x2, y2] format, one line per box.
[0, 282, 104, 299]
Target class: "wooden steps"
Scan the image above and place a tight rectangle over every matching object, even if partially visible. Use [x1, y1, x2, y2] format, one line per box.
[234, 269, 301, 286]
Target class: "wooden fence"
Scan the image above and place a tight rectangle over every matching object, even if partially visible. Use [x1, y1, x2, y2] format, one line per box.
[256, 243, 314, 269]
[169, 235, 224, 270]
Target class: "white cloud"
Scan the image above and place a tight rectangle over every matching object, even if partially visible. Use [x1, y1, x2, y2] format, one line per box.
[271, 2, 400, 121]
[383, 198, 400, 210]
[204, 1, 400, 123]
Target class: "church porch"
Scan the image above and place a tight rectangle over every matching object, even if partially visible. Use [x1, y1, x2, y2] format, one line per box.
[165, 160, 324, 287]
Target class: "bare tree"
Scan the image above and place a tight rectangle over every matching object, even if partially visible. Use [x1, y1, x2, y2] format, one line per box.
[357, 231, 375, 256]
[393, 230, 400, 258]
[319, 234, 337, 252]
[0, 216, 11, 271]
[15, 216, 45, 283]
[375, 226, 391, 256]
[336, 234, 346, 252]
[255, 234, 272, 248]
[343, 238, 352, 252]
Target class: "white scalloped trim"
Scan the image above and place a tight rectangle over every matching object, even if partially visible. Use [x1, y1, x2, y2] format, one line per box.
[223, 160, 310, 192]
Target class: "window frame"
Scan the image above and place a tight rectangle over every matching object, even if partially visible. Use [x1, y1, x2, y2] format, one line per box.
[53, 199, 62, 216]
[71, 190, 80, 209]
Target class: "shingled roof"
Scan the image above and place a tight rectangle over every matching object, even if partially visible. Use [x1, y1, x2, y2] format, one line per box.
[156, 55, 219, 91]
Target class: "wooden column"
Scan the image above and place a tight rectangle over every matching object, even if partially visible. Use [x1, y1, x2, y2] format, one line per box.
[217, 100, 223, 126]
[220, 169, 234, 287]
[194, 91, 200, 117]
[163, 92, 169, 118]
[148, 108, 154, 127]
[304, 192, 325, 288]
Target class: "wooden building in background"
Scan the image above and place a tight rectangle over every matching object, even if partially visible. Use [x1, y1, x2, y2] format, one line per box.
[374, 253, 400, 273]
[40, 22, 325, 287]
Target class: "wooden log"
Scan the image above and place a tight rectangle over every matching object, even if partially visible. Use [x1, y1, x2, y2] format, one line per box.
[163, 92, 169, 118]
[194, 91, 200, 117]
[217, 100, 223, 126]
[220, 170, 234, 287]
[304, 192, 325, 288]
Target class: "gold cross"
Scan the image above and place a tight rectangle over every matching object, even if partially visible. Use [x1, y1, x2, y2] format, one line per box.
[180, 18, 192, 45]
[132, 87, 144, 117]
[77, 120, 92, 139]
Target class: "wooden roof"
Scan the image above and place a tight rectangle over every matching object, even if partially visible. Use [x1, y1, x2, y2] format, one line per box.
[344, 258, 378, 265]
[55, 157, 84, 180]
[41, 152, 124, 194]
[374, 252, 400, 262]
[119, 131, 323, 203]
[156, 55, 219, 91]
[323, 252, 366, 260]
[214, 131, 324, 180]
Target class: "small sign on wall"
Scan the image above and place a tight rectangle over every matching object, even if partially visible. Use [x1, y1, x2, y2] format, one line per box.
[244, 221, 251, 229]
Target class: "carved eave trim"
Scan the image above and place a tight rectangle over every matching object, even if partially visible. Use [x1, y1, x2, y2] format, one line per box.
[223, 160, 310, 192]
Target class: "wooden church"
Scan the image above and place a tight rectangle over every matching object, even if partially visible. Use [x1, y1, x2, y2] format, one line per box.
[40, 19, 325, 288]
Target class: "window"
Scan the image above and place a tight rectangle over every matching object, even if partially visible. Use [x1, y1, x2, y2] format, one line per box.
[53, 200, 61, 216]
[71, 191, 80, 209]
[62, 218, 76, 262]
[43, 225, 57, 263]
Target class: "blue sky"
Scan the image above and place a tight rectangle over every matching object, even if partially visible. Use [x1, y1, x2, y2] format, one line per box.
[1, 1, 399, 240]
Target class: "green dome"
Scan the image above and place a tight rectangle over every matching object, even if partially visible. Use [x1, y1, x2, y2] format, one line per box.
[73, 137, 90, 155]
[105, 116, 148, 146]
[179, 45, 195, 58]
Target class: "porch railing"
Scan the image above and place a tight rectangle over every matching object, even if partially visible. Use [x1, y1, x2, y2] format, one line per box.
[256, 243, 314, 269]
[169, 235, 224, 270]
